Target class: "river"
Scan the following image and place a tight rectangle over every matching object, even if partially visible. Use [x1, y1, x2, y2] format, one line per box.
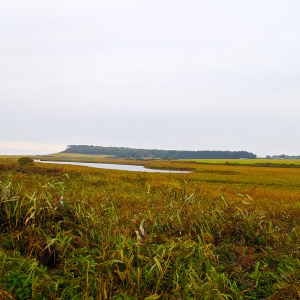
[35, 160, 190, 173]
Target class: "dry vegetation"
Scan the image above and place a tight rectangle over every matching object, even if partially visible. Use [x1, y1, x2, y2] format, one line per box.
[1, 156, 300, 299]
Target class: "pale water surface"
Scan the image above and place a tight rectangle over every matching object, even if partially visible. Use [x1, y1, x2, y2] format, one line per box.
[36, 160, 190, 173]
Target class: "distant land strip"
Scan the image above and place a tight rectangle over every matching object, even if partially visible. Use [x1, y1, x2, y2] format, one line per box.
[62, 145, 257, 159]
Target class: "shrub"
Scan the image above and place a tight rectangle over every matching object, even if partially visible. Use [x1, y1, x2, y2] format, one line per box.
[18, 157, 34, 167]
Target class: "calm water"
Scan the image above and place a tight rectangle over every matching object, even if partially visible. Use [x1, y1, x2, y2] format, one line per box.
[36, 160, 190, 173]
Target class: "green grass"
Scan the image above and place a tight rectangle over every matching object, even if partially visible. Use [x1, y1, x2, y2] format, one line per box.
[181, 158, 300, 166]
[1, 156, 300, 299]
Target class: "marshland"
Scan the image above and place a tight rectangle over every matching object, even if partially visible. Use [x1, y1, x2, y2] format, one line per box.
[1, 155, 300, 299]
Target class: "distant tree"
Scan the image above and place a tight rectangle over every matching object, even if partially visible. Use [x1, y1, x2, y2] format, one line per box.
[18, 157, 34, 167]
[266, 155, 271, 159]
[62, 145, 257, 159]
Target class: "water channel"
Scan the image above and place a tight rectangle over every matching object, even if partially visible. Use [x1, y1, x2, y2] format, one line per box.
[35, 160, 190, 173]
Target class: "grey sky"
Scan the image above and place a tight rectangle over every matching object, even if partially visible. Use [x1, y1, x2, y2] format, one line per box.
[1, 0, 299, 157]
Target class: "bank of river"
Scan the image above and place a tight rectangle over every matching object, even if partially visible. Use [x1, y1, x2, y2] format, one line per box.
[35, 160, 190, 173]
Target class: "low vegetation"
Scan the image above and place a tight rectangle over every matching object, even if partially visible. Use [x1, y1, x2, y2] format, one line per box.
[181, 158, 300, 168]
[1, 156, 300, 299]
[17, 157, 34, 167]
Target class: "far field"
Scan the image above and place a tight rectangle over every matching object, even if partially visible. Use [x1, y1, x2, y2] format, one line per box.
[34, 152, 300, 168]
[181, 158, 300, 166]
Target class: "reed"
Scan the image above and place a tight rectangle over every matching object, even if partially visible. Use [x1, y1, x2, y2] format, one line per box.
[0, 157, 300, 299]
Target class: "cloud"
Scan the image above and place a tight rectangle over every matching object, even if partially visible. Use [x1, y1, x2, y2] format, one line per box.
[1, 0, 300, 156]
[0, 141, 65, 155]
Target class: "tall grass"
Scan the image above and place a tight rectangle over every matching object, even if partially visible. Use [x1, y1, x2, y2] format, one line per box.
[1, 159, 300, 299]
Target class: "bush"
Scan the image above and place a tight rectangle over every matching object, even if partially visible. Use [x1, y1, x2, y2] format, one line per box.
[18, 157, 34, 166]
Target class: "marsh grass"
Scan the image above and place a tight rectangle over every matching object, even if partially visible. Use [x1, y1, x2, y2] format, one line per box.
[181, 158, 300, 168]
[1, 157, 300, 299]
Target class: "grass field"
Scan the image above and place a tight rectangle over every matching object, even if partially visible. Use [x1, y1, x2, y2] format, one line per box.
[34, 153, 113, 162]
[181, 158, 300, 166]
[34, 153, 300, 168]
[1, 155, 300, 299]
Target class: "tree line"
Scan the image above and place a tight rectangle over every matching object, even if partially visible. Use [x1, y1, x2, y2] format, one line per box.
[62, 145, 257, 159]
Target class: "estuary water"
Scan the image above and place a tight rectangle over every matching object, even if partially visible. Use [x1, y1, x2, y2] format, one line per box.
[35, 160, 190, 173]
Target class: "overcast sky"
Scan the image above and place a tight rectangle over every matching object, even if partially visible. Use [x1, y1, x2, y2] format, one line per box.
[1, 0, 299, 157]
